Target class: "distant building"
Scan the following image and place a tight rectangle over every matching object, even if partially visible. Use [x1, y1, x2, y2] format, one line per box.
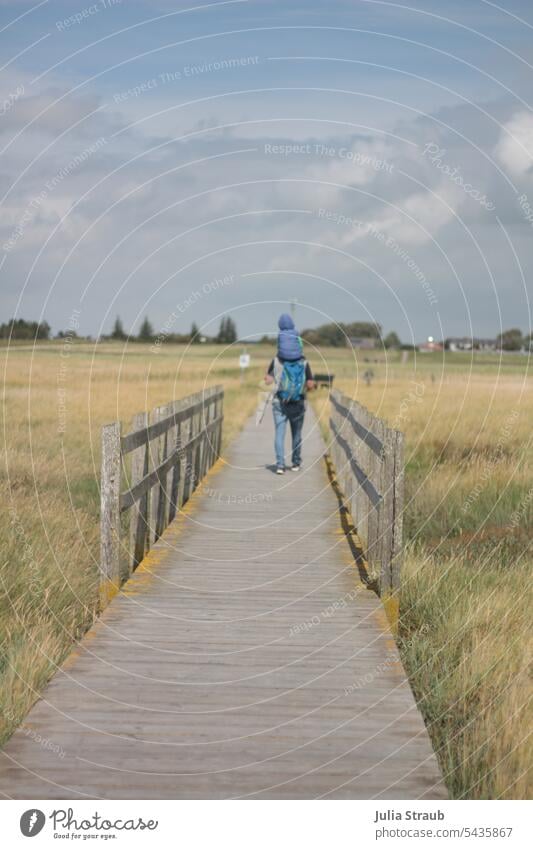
[418, 336, 443, 353]
[418, 342, 444, 352]
[475, 338, 497, 351]
[446, 337, 472, 352]
[349, 336, 377, 350]
[445, 337, 496, 352]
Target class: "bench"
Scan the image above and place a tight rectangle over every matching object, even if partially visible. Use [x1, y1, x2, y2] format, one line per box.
[314, 373, 335, 388]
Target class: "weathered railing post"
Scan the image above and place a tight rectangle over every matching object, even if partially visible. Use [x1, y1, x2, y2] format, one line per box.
[184, 401, 195, 503]
[369, 415, 384, 581]
[129, 410, 148, 573]
[168, 399, 182, 524]
[149, 404, 164, 544]
[156, 403, 171, 539]
[192, 393, 202, 491]
[216, 390, 223, 458]
[380, 427, 396, 602]
[391, 430, 405, 594]
[329, 389, 404, 631]
[100, 421, 122, 610]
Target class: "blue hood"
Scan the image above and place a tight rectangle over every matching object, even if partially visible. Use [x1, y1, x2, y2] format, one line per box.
[278, 313, 295, 331]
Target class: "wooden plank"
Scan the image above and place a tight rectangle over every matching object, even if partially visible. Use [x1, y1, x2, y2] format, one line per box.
[359, 405, 370, 548]
[155, 403, 171, 539]
[129, 411, 149, 573]
[99, 421, 122, 610]
[204, 389, 215, 474]
[330, 391, 383, 456]
[176, 402, 188, 510]
[120, 388, 223, 454]
[168, 399, 182, 524]
[199, 394, 210, 480]
[148, 405, 164, 545]
[391, 429, 405, 595]
[209, 393, 218, 471]
[329, 418, 381, 507]
[182, 404, 195, 505]
[380, 427, 396, 597]
[329, 396, 406, 600]
[189, 393, 201, 497]
[119, 420, 222, 512]
[370, 416, 385, 583]
[213, 393, 221, 461]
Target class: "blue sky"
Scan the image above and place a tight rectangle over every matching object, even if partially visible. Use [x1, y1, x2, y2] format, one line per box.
[1, 0, 532, 342]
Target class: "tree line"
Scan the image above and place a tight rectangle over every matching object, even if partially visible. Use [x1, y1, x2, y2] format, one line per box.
[301, 322, 403, 348]
[1, 317, 531, 351]
[0, 318, 51, 340]
[106, 315, 238, 344]
[301, 321, 532, 351]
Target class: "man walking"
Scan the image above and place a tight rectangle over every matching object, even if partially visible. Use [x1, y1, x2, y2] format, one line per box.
[264, 315, 314, 474]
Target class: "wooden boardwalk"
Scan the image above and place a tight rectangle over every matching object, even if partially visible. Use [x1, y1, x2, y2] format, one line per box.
[0, 407, 446, 799]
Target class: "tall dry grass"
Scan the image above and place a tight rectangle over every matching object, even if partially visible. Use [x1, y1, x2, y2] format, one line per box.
[312, 347, 532, 799]
[1, 341, 531, 799]
[0, 340, 267, 744]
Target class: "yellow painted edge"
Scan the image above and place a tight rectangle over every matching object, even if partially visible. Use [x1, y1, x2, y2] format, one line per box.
[98, 578, 119, 611]
[112, 454, 228, 601]
[381, 593, 400, 636]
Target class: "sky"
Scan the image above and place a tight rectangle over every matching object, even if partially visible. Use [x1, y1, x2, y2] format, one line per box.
[0, 0, 532, 344]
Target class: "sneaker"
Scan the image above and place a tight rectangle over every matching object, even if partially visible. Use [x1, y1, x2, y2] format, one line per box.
[276, 466, 285, 475]
[291, 465, 300, 472]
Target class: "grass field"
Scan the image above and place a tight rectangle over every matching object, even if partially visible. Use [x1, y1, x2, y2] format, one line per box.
[1, 340, 531, 799]
[311, 347, 532, 800]
[0, 340, 263, 748]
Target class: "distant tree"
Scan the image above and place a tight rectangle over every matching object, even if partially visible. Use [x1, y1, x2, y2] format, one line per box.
[37, 321, 51, 340]
[496, 328, 523, 351]
[190, 321, 201, 343]
[384, 331, 401, 349]
[216, 316, 237, 344]
[111, 316, 127, 341]
[226, 316, 237, 343]
[0, 318, 50, 340]
[55, 330, 79, 339]
[165, 332, 194, 344]
[301, 321, 381, 347]
[344, 321, 381, 340]
[138, 316, 154, 342]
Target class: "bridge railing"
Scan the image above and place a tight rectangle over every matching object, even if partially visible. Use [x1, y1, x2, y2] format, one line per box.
[329, 389, 404, 611]
[100, 385, 223, 608]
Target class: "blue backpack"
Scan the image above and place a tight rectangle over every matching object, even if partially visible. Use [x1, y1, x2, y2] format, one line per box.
[277, 358, 306, 402]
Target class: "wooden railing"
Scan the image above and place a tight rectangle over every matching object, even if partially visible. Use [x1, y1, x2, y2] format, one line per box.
[329, 389, 404, 617]
[99, 386, 223, 608]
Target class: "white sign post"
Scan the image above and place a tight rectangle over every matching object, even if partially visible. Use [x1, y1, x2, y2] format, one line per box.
[239, 352, 250, 384]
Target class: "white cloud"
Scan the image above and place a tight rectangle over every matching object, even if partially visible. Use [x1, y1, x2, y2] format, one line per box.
[0, 73, 530, 340]
[495, 110, 533, 178]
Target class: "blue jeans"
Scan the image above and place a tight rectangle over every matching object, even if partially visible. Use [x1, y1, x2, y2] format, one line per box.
[272, 400, 304, 468]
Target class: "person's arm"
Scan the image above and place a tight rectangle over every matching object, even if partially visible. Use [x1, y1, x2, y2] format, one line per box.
[264, 359, 275, 384]
[305, 361, 314, 390]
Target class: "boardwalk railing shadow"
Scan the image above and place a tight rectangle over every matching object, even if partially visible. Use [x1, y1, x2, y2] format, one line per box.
[329, 389, 405, 628]
[323, 452, 380, 594]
